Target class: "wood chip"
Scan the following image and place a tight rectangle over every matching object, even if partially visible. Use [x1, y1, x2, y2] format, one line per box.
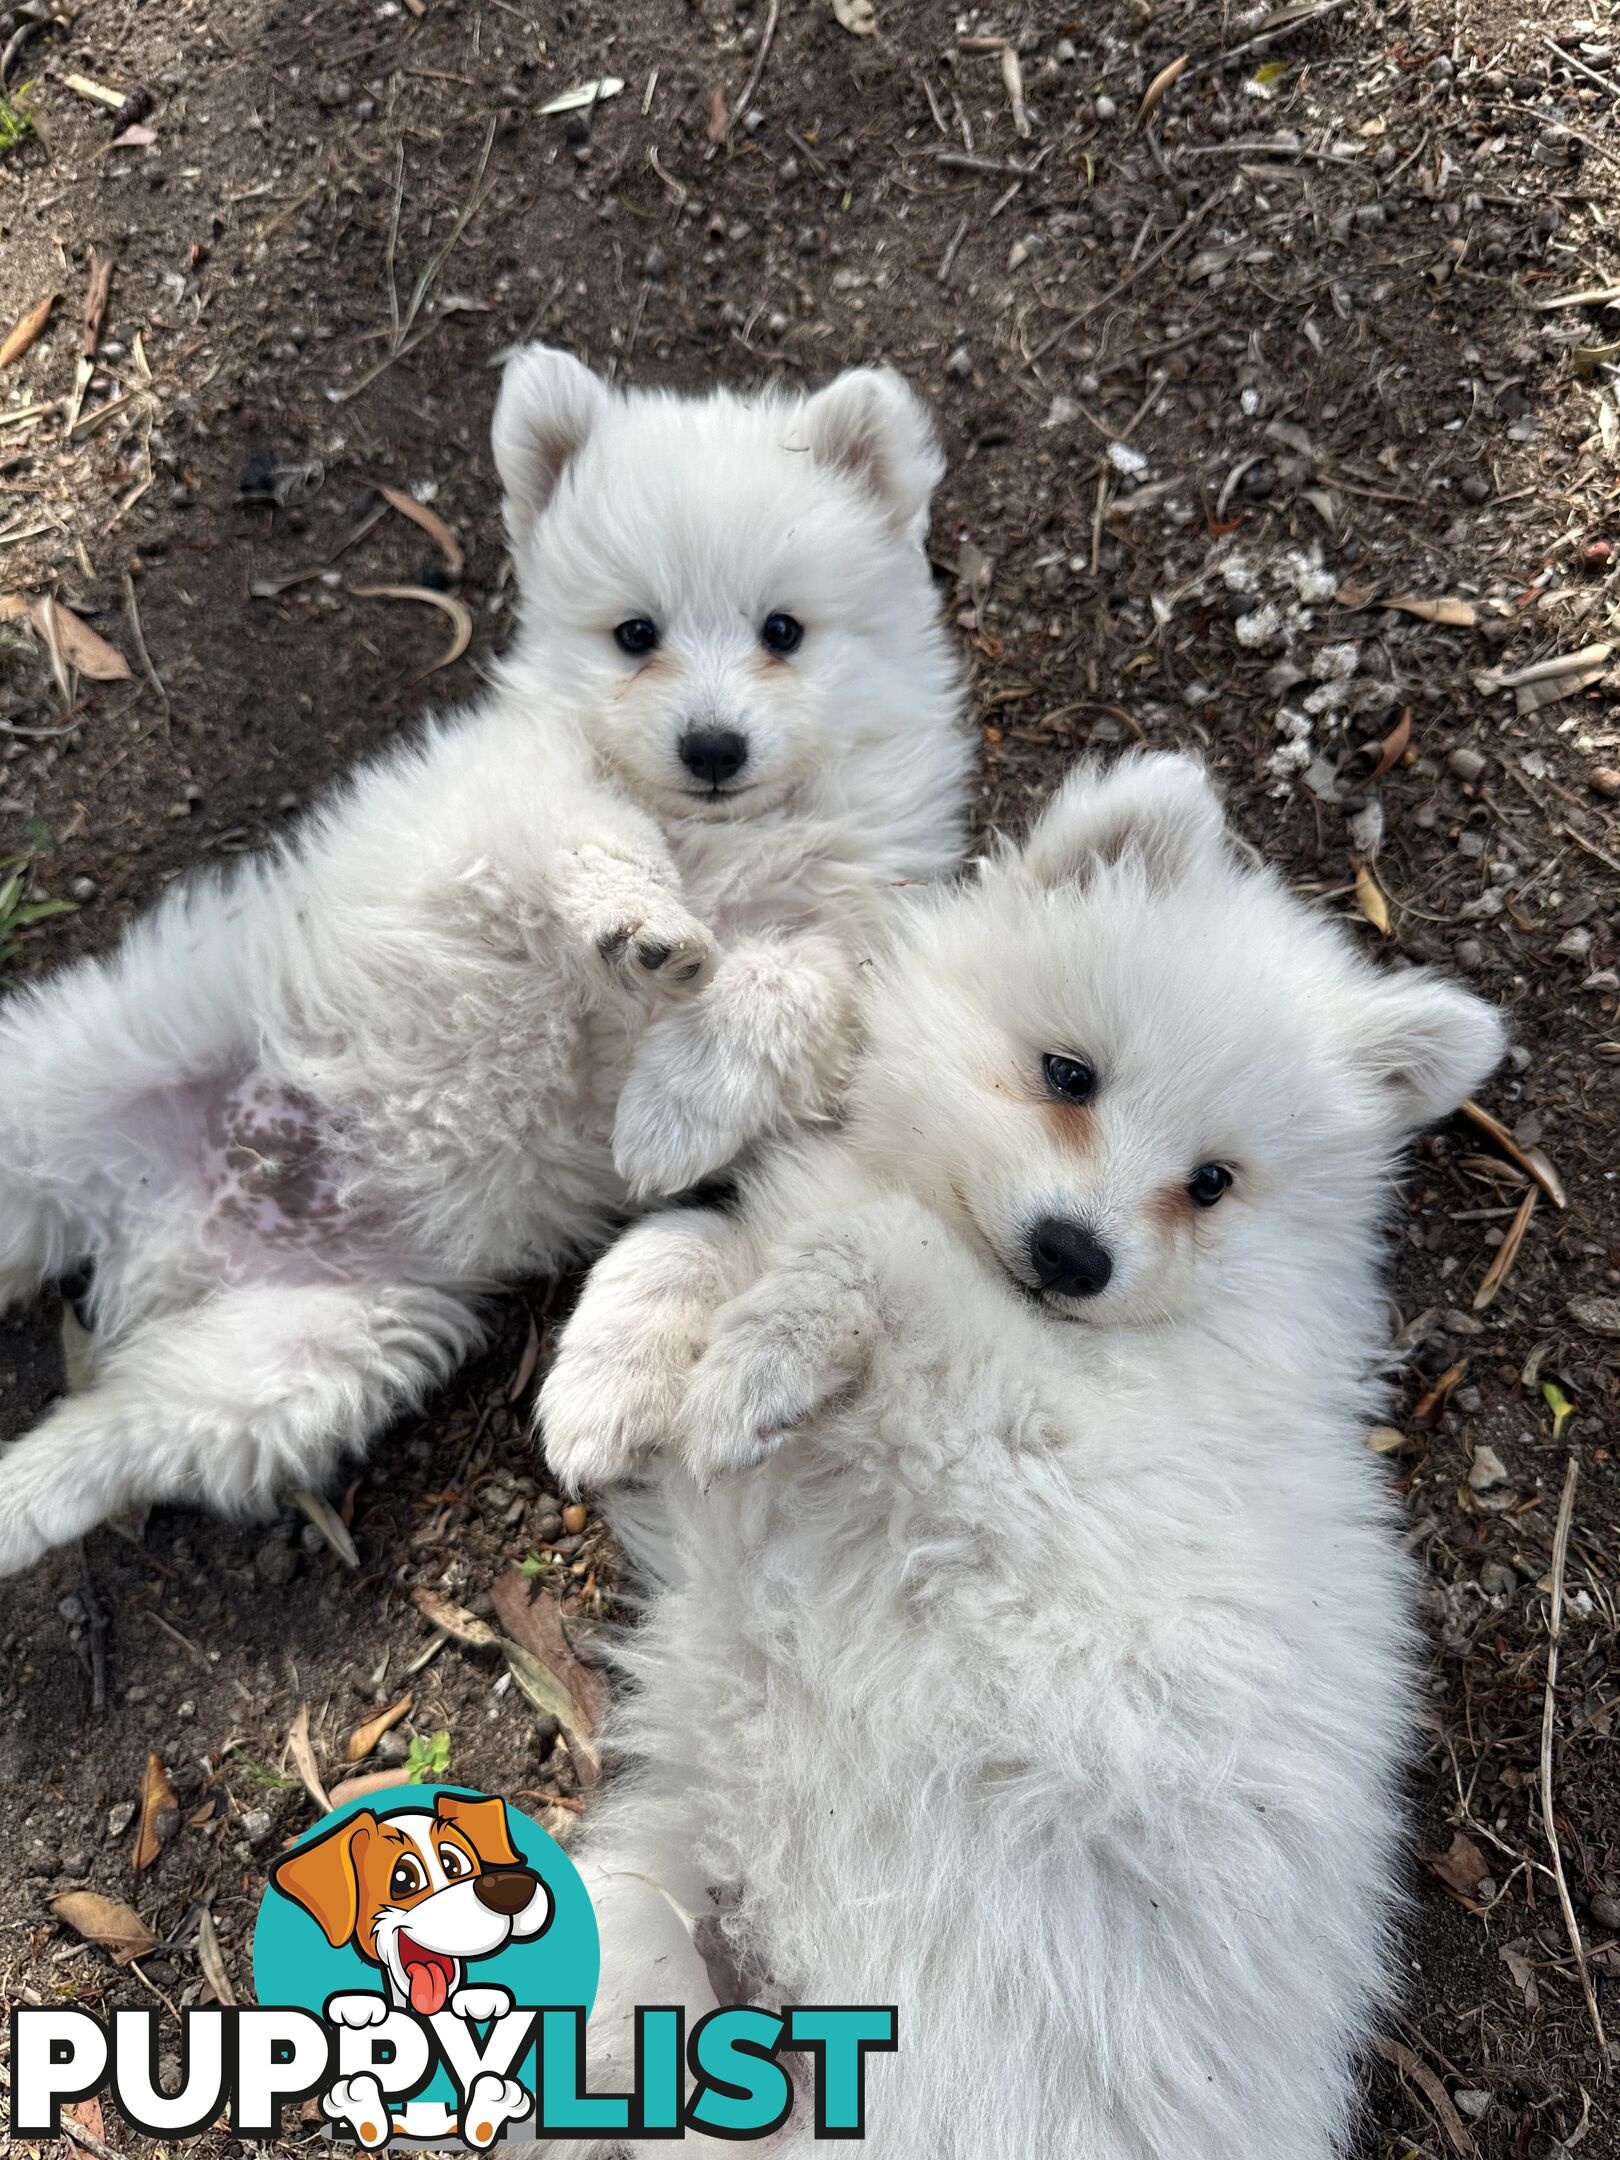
[1137, 53, 1189, 129]
[411, 1587, 501, 1651]
[50, 1890, 158, 1964]
[131, 1750, 177, 1874]
[374, 484, 464, 576]
[62, 73, 129, 109]
[1456, 1099, 1567, 1210]
[65, 251, 115, 435]
[1352, 857, 1390, 935]
[347, 584, 472, 677]
[1367, 1425, 1407, 1454]
[28, 595, 132, 683]
[536, 76, 625, 114]
[287, 1703, 331, 1814]
[346, 1690, 414, 1763]
[1472, 1186, 1537, 1312]
[1384, 593, 1476, 627]
[0, 294, 59, 369]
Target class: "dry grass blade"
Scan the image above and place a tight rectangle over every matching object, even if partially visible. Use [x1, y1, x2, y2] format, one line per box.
[1456, 1099, 1566, 1209]
[1383, 593, 1476, 626]
[132, 1749, 178, 1873]
[50, 1890, 158, 1964]
[1000, 45, 1030, 137]
[195, 1905, 236, 2006]
[1540, 1455, 1609, 2062]
[1370, 2037, 1475, 2155]
[1, 293, 58, 368]
[291, 1485, 359, 1569]
[287, 1703, 332, 1813]
[1471, 1186, 1537, 1311]
[374, 484, 464, 576]
[348, 584, 472, 676]
[347, 1690, 414, 1763]
[412, 1587, 501, 1651]
[1352, 858, 1389, 935]
[1137, 53, 1189, 128]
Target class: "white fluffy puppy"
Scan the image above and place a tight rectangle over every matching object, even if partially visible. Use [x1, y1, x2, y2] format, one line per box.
[538, 755, 1504, 2160]
[0, 348, 969, 1577]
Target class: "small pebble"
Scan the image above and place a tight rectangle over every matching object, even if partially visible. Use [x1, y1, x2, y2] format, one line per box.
[1591, 766, 1620, 799]
[1452, 2089, 1491, 2121]
[561, 1502, 588, 1535]
[107, 1799, 138, 1838]
[240, 1808, 274, 1847]
[1094, 93, 1117, 119]
[376, 1729, 410, 1765]
[56, 1593, 87, 1626]
[945, 345, 973, 380]
[1447, 746, 1487, 783]
[69, 875, 98, 902]
[1590, 1891, 1620, 1931]
[1453, 938, 1484, 971]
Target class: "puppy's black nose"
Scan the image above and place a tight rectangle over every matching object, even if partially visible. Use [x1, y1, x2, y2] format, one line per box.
[1028, 1217, 1113, 1299]
[473, 1867, 540, 1914]
[680, 727, 748, 787]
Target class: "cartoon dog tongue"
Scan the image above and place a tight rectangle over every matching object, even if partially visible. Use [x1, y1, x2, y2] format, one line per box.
[404, 1947, 450, 2015]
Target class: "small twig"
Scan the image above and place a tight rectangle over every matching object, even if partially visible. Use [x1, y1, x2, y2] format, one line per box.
[121, 570, 169, 725]
[1540, 1455, 1609, 2062]
[61, 2114, 120, 2160]
[936, 214, 969, 285]
[1542, 35, 1616, 99]
[78, 1543, 108, 1716]
[1201, 0, 1355, 71]
[1026, 192, 1221, 363]
[719, 0, 779, 147]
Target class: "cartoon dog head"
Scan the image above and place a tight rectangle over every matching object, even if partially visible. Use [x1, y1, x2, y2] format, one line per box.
[271, 1792, 553, 2016]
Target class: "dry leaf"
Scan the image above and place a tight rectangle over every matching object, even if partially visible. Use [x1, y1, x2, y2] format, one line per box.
[328, 1767, 420, 1808]
[28, 596, 132, 682]
[348, 585, 472, 677]
[1412, 1359, 1468, 1430]
[1467, 1444, 1509, 1495]
[1427, 1829, 1490, 1900]
[1499, 1941, 1540, 2012]
[1471, 1186, 1537, 1312]
[65, 2099, 106, 2145]
[291, 1486, 359, 1569]
[288, 1703, 332, 1813]
[1371, 708, 1412, 778]
[1335, 575, 1380, 610]
[1352, 858, 1390, 935]
[50, 1890, 158, 1964]
[1474, 641, 1614, 716]
[704, 82, 729, 145]
[536, 76, 624, 115]
[1137, 53, 1189, 128]
[1370, 2037, 1476, 2156]
[347, 1690, 414, 1763]
[196, 1905, 236, 2007]
[412, 1586, 501, 1652]
[1, 294, 59, 369]
[1384, 594, 1476, 627]
[110, 123, 158, 148]
[1456, 1100, 1566, 1210]
[491, 1567, 609, 1789]
[132, 1750, 178, 1874]
[374, 484, 464, 577]
[1366, 1425, 1407, 1454]
[833, 0, 877, 32]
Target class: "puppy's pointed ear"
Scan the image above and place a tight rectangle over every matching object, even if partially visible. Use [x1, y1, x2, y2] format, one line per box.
[1348, 969, 1505, 1134]
[435, 1791, 522, 1870]
[271, 1812, 376, 1947]
[492, 344, 612, 549]
[1020, 754, 1227, 891]
[797, 368, 945, 534]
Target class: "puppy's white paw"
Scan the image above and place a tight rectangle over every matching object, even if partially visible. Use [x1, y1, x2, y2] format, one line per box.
[593, 902, 715, 997]
[611, 1063, 754, 1199]
[461, 2073, 529, 2149]
[539, 1348, 667, 1492]
[679, 1331, 819, 1486]
[324, 2073, 392, 2147]
[326, 1991, 391, 2029]
[449, 1983, 513, 2024]
[0, 1454, 63, 1581]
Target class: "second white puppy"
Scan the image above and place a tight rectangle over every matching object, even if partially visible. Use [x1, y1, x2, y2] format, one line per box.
[539, 755, 1504, 2159]
[0, 348, 968, 1576]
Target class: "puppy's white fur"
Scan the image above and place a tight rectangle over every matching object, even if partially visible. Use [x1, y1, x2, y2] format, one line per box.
[537, 755, 1504, 2159]
[0, 349, 968, 1577]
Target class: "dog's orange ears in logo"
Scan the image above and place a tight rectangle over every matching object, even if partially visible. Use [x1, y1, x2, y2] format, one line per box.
[270, 1810, 379, 1948]
[434, 1791, 521, 1871]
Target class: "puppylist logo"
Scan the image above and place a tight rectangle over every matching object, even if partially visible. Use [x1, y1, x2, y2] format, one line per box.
[10, 1785, 896, 2148]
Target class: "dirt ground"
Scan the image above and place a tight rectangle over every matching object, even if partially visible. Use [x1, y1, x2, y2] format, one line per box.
[1, 0, 1619, 2152]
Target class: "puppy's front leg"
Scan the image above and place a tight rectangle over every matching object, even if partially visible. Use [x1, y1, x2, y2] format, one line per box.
[678, 1193, 943, 1484]
[612, 931, 856, 1196]
[538, 1207, 757, 1493]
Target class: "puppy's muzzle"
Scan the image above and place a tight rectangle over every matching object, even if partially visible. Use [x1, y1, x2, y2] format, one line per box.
[1028, 1217, 1113, 1299]
[473, 1867, 541, 1914]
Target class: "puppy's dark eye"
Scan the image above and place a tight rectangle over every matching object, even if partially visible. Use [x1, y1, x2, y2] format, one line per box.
[614, 618, 659, 657]
[1042, 1053, 1096, 1104]
[438, 1845, 471, 1880]
[1187, 1164, 1232, 1209]
[760, 612, 803, 656]
[389, 1857, 424, 1899]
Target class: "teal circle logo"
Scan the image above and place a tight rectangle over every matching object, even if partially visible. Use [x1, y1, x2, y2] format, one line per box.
[251, 1785, 597, 2135]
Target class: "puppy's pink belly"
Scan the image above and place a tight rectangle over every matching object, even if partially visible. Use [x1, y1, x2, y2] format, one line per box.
[197, 1075, 382, 1274]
